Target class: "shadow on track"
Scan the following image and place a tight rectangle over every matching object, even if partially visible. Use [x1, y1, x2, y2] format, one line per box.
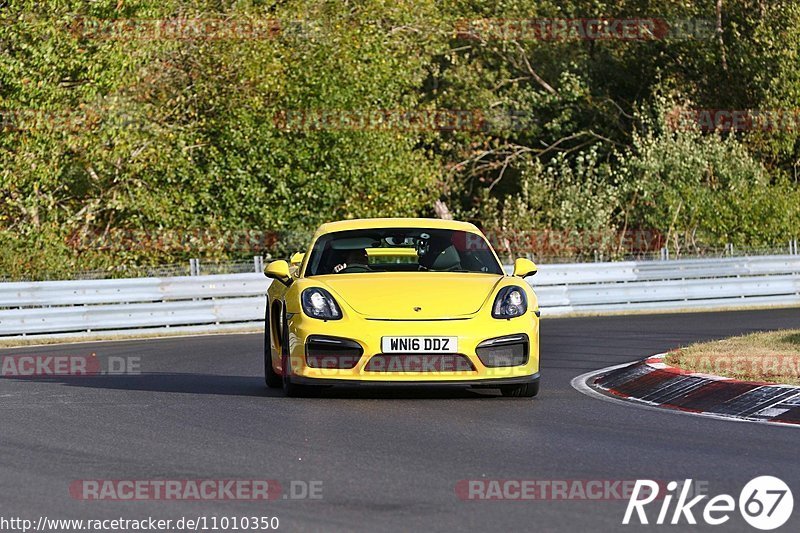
[0, 373, 279, 397]
[0, 373, 511, 399]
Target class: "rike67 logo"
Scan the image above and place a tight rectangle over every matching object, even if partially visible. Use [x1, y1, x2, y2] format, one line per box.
[624, 477, 793, 530]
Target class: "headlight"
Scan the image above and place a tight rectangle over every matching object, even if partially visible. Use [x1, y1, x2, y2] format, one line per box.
[301, 288, 342, 320]
[492, 286, 527, 318]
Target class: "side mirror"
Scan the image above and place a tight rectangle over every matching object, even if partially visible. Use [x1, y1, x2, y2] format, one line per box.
[265, 260, 292, 285]
[290, 252, 305, 266]
[512, 258, 537, 278]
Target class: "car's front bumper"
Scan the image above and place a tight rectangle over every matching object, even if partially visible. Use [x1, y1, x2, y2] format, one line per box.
[283, 310, 540, 384]
[290, 373, 540, 388]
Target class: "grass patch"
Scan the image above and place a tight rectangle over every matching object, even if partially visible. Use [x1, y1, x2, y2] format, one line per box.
[665, 330, 800, 385]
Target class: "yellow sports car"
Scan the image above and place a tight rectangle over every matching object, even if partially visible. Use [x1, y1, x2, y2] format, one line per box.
[263, 218, 540, 397]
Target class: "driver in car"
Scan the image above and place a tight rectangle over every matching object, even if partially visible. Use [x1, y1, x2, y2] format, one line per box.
[333, 248, 369, 273]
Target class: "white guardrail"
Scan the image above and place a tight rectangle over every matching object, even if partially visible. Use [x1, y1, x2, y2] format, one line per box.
[1, 255, 799, 338]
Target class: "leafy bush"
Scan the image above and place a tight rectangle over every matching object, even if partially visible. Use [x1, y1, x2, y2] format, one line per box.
[1, 1, 799, 279]
[619, 101, 800, 251]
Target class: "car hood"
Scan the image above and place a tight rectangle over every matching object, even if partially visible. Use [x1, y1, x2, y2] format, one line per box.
[314, 273, 505, 319]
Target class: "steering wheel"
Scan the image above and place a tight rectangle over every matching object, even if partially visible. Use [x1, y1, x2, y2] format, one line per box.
[340, 264, 371, 273]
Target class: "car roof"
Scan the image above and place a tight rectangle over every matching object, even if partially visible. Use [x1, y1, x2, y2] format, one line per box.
[313, 218, 483, 236]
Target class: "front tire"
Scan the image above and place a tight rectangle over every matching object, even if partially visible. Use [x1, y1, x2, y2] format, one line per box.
[280, 308, 315, 397]
[264, 300, 281, 389]
[500, 380, 540, 398]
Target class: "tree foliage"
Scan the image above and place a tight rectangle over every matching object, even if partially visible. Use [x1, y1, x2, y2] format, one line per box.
[1, 0, 798, 278]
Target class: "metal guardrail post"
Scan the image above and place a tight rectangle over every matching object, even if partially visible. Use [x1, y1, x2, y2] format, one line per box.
[253, 256, 264, 273]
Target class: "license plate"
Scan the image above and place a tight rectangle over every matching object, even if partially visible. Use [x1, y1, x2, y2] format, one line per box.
[381, 336, 458, 354]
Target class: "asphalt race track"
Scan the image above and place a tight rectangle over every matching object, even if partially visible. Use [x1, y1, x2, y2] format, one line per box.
[1, 308, 798, 532]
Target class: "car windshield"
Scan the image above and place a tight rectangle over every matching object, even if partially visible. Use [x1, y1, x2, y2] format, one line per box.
[305, 228, 503, 276]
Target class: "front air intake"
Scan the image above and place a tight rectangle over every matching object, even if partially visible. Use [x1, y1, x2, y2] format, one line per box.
[305, 336, 363, 369]
[364, 353, 475, 372]
[476, 334, 529, 367]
